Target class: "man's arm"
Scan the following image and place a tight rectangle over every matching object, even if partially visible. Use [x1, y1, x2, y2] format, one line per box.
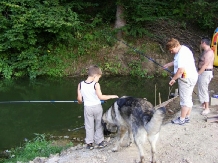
[169, 68, 184, 86]
[163, 61, 174, 69]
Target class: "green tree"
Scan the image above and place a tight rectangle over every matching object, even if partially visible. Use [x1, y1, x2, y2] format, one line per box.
[0, 0, 81, 79]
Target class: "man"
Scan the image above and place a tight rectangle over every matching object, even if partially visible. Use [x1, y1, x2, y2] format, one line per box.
[163, 38, 198, 125]
[198, 37, 214, 115]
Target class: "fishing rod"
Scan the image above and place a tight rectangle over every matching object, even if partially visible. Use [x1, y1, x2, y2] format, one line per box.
[103, 31, 199, 95]
[102, 31, 189, 83]
[102, 30, 174, 74]
[0, 100, 105, 104]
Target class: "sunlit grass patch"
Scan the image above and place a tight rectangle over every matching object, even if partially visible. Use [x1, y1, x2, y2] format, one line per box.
[3, 133, 72, 163]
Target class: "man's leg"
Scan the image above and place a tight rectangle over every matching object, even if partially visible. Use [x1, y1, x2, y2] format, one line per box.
[181, 106, 190, 119]
[185, 107, 192, 117]
[202, 102, 210, 115]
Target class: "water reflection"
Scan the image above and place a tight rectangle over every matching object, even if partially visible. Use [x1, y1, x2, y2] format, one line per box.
[0, 76, 174, 151]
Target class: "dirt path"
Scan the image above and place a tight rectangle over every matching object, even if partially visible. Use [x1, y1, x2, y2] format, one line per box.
[31, 96, 218, 163]
[30, 73, 218, 163]
[106, 104, 218, 163]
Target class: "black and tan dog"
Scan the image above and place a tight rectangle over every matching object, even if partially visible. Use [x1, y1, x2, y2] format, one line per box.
[102, 96, 166, 163]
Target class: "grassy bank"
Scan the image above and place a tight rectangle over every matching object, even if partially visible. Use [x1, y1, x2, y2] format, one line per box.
[1, 134, 72, 163]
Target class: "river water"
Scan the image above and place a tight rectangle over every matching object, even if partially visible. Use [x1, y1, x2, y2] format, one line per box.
[0, 76, 173, 152]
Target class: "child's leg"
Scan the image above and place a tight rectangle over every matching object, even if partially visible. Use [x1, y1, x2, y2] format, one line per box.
[84, 106, 95, 144]
[93, 104, 104, 144]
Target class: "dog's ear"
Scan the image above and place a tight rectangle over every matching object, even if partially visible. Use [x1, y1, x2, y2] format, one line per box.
[117, 97, 134, 108]
[117, 98, 127, 108]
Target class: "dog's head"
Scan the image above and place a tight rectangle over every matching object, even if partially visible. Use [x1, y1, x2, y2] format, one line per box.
[101, 118, 117, 135]
[102, 102, 118, 134]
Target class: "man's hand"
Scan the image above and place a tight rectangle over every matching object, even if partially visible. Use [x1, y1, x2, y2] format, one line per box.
[169, 79, 176, 86]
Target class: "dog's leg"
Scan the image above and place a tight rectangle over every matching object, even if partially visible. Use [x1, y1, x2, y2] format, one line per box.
[148, 132, 159, 163]
[112, 126, 127, 152]
[133, 128, 146, 163]
[127, 125, 134, 147]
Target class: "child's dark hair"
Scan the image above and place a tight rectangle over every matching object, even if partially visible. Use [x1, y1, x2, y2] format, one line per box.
[87, 65, 102, 76]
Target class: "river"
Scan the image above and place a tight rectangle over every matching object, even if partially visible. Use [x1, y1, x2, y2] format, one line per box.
[0, 76, 173, 152]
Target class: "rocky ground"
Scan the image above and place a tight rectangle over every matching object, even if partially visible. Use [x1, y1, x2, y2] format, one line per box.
[30, 72, 218, 163]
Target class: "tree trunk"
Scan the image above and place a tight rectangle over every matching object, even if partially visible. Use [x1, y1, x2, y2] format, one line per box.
[114, 5, 126, 39]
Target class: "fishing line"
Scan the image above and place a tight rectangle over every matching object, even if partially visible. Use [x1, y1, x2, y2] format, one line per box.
[69, 125, 85, 132]
[0, 100, 105, 104]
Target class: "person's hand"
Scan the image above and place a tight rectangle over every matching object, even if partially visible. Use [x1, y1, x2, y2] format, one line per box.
[169, 79, 176, 86]
[111, 95, 119, 99]
[77, 100, 83, 104]
[163, 63, 169, 69]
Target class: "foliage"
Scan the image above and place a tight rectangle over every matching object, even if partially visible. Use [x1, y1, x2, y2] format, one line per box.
[161, 71, 168, 77]
[128, 60, 148, 78]
[119, 0, 218, 37]
[190, 1, 218, 29]
[104, 62, 121, 75]
[2, 133, 72, 163]
[0, 0, 78, 78]
[0, 0, 105, 79]
[0, 0, 217, 79]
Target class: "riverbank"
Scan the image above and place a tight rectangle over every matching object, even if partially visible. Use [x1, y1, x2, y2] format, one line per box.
[30, 103, 218, 163]
[29, 76, 218, 163]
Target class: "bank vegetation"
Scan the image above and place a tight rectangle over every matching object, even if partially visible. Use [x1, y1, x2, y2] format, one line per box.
[0, 0, 218, 79]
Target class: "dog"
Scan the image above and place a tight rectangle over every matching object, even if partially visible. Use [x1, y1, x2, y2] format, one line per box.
[102, 96, 166, 163]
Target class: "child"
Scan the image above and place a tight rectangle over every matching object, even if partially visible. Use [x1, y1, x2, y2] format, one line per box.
[77, 65, 118, 149]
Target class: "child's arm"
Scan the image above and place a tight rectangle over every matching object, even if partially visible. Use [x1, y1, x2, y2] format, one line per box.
[77, 83, 83, 104]
[95, 83, 118, 100]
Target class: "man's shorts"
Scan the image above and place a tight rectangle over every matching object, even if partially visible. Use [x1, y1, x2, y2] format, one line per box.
[178, 78, 197, 108]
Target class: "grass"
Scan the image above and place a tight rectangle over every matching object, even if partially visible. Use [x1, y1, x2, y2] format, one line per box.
[1, 133, 73, 163]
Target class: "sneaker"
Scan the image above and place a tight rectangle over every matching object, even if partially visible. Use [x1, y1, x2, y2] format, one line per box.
[98, 141, 107, 148]
[86, 143, 94, 150]
[171, 117, 185, 125]
[185, 117, 190, 123]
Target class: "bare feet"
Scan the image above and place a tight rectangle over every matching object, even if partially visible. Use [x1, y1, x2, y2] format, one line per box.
[201, 109, 210, 115]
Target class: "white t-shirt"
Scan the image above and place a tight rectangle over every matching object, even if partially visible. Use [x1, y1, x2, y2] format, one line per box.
[80, 81, 101, 106]
[174, 45, 198, 79]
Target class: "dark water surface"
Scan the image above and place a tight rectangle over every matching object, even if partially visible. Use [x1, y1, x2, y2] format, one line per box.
[0, 76, 173, 151]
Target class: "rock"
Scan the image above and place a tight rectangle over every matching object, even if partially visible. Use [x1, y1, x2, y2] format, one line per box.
[47, 154, 59, 163]
[64, 136, 69, 139]
[105, 137, 110, 142]
[32, 157, 47, 163]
